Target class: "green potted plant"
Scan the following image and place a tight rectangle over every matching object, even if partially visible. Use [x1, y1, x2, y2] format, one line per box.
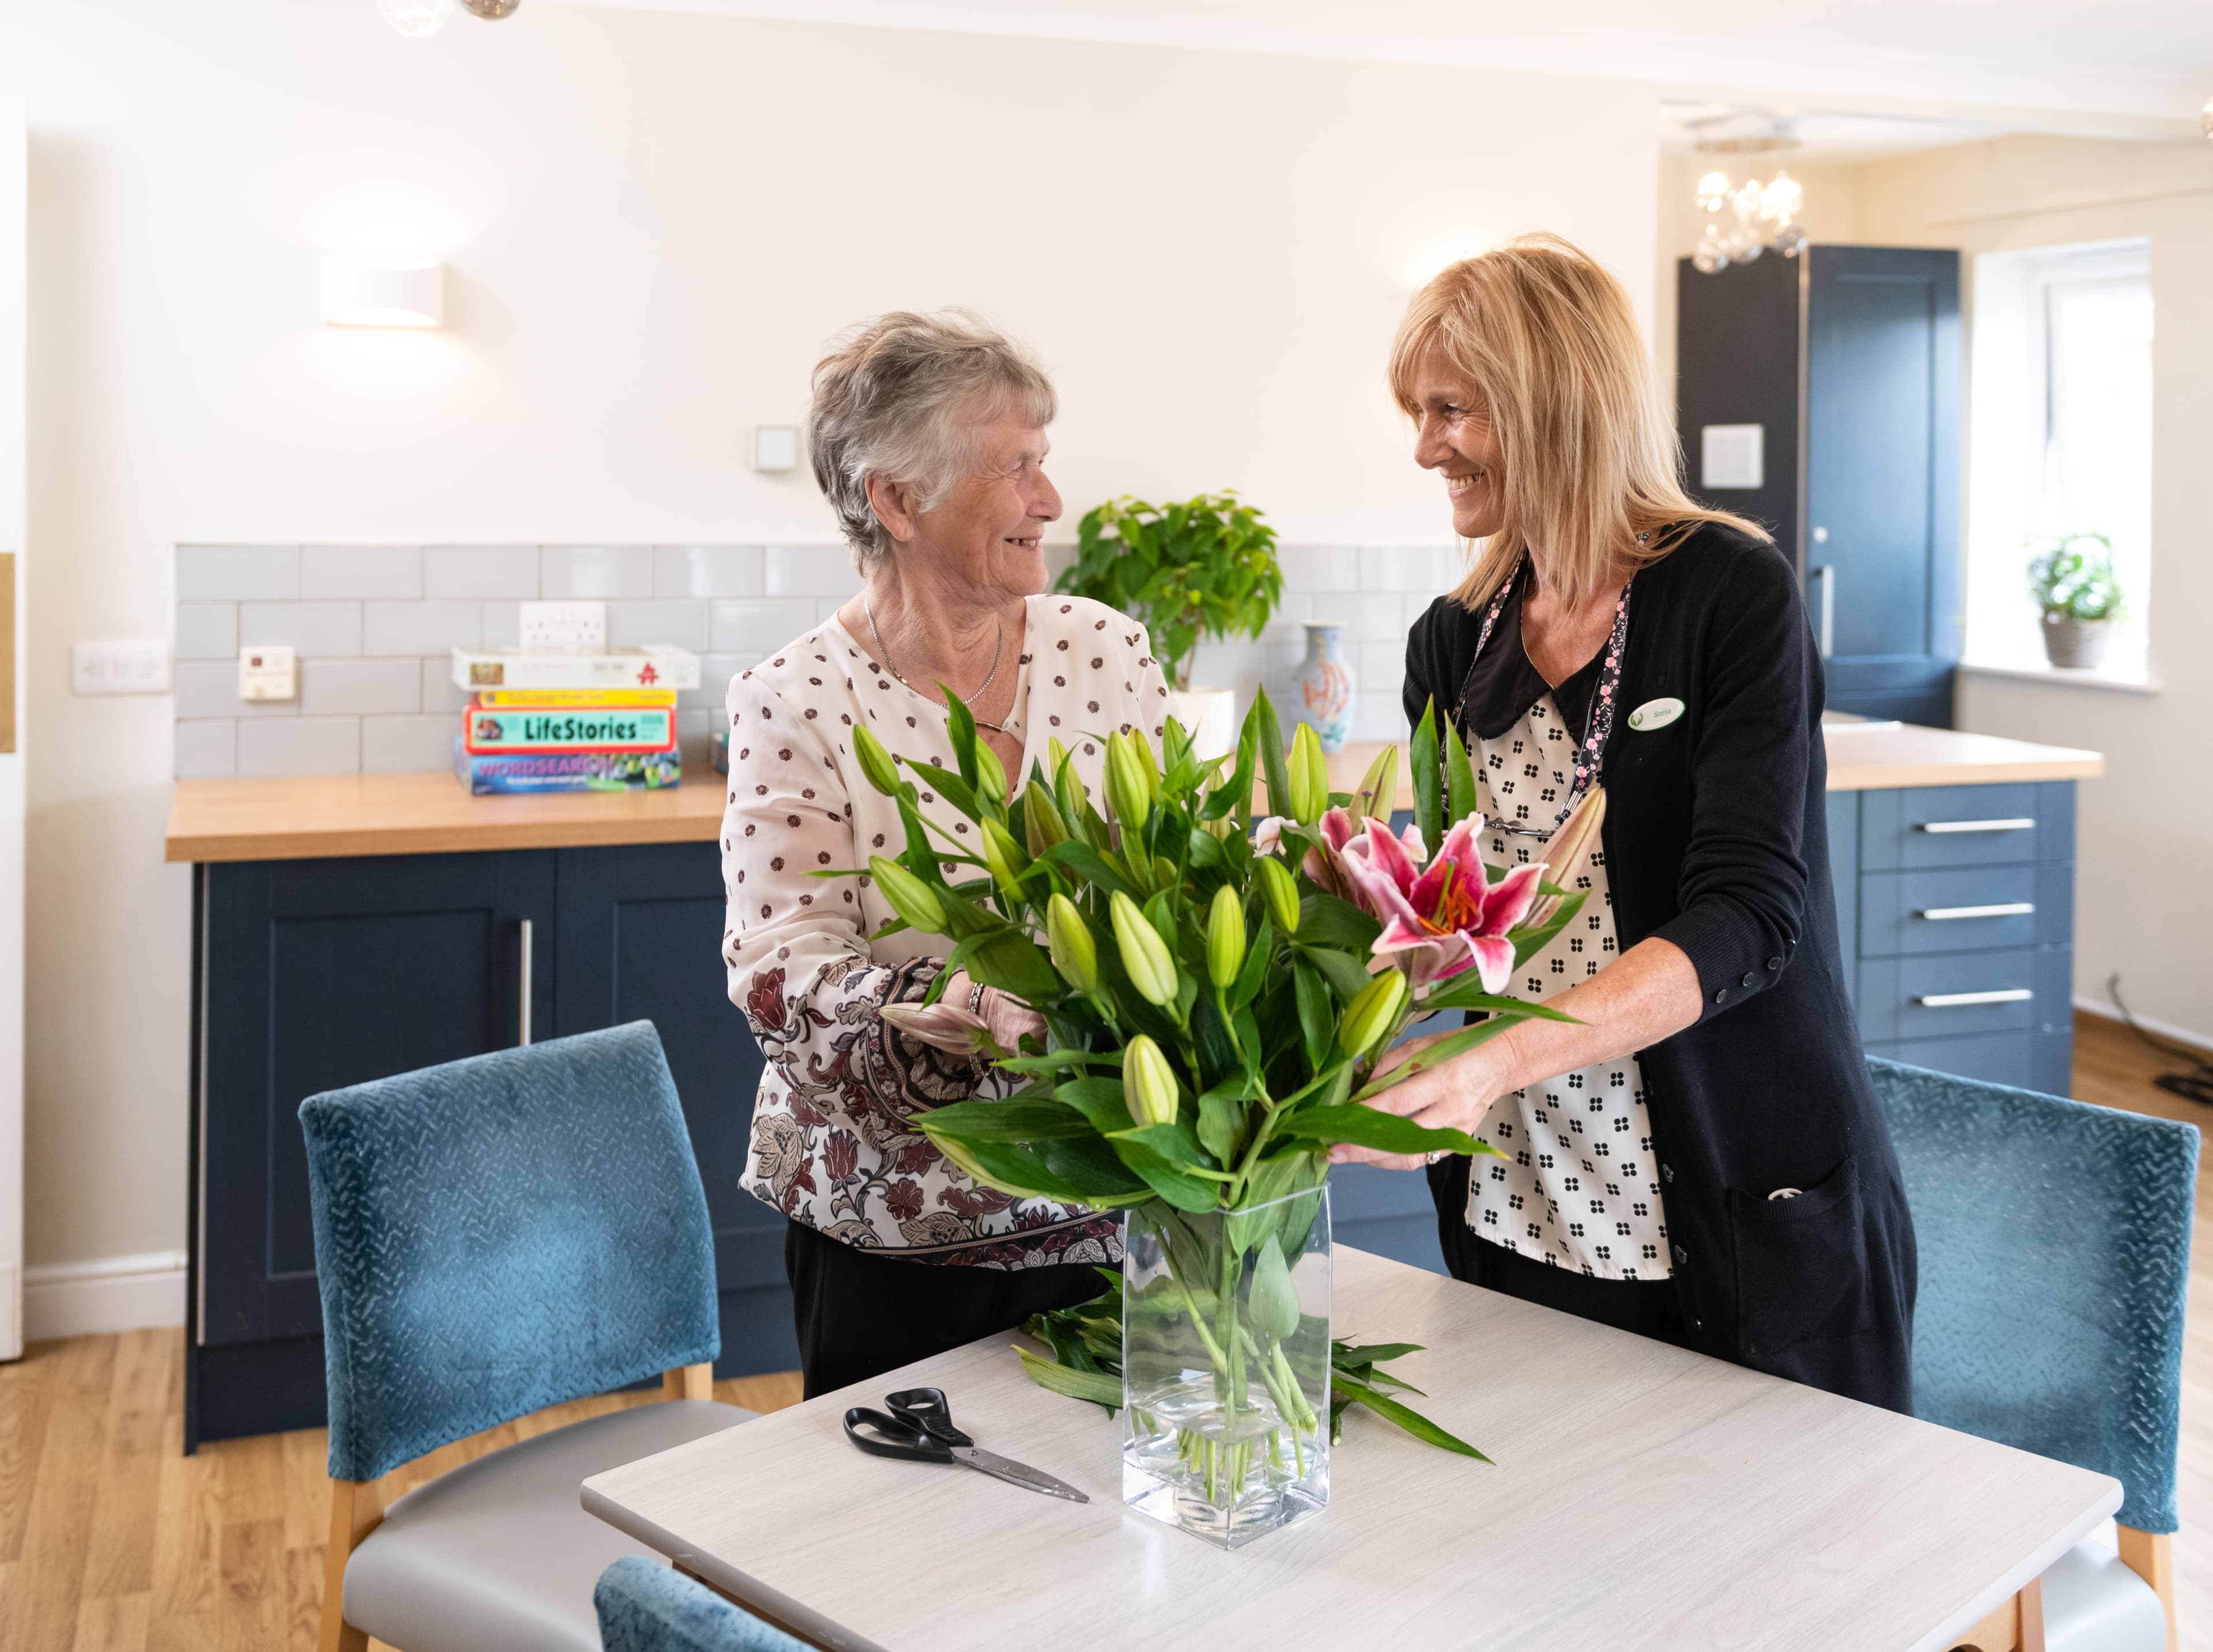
[2028, 533, 2124, 670]
[1056, 493, 1283, 758]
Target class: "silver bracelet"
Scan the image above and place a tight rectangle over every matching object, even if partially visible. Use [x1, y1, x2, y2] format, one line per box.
[967, 980, 988, 1016]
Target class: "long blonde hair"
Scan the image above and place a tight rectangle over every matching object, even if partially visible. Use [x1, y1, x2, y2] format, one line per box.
[1389, 233, 1767, 612]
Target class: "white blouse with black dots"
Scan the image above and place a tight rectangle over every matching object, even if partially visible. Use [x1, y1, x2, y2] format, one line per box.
[1462, 693, 1672, 1281]
[719, 593, 1171, 1267]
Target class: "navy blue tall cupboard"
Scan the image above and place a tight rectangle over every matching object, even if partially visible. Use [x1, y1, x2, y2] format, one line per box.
[1676, 245, 1962, 727]
[186, 840, 790, 1451]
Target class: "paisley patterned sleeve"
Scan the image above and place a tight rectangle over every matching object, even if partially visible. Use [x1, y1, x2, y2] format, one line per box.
[719, 669, 979, 1139]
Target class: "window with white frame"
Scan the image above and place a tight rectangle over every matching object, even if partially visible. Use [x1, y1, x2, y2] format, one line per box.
[1966, 240, 2152, 679]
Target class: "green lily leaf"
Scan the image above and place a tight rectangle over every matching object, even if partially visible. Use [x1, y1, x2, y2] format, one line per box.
[1510, 889, 1589, 969]
[1275, 1104, 1492, 1159]
[1111, 1135, 1219, 1212]
[1298, 944, 1376, 1005]
[1194, 1083, 1249, 1168]
[911, 1098, 1097, 1144]
[1332, 1371, 1491, 1461]
[1411, 697, 1442, 853]
[1247, 1237, 1301, 1341]
[1296, 891, 1383, 954]
[1016, 1347, 1121, 1413]
[1056, 1075, 1136, 1135]
[1349, 1018, 1530, 1105]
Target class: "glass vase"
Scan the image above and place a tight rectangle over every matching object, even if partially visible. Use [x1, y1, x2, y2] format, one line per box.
[1121, 1186, 1331, 1548]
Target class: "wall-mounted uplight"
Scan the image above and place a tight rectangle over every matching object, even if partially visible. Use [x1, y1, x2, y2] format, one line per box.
[321, 256, 445, 327]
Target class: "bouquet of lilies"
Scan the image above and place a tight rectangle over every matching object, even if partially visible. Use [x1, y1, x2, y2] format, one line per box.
[839, 689, 1591, 1492]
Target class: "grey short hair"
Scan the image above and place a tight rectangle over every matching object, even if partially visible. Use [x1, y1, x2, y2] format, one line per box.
[809, 310, 1057, 570]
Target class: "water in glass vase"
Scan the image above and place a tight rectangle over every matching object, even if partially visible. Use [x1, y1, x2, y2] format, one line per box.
[1121, 1185, 1331, 1548]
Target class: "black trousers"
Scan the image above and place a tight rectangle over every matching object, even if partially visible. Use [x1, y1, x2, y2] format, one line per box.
[783, 1220, 1108, 1400]
[1425, 1155, 1690, 1349]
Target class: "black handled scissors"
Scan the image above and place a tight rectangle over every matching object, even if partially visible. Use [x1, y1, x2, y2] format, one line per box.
[841, 1386, 1087, 1503]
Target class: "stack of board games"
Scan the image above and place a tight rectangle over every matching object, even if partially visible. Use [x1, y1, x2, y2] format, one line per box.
[444, 641, 694, 796]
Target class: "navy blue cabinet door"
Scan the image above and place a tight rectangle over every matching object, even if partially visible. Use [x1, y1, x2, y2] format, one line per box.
[192, 851, 553, 1445]
[552, 842, 798, 1377]
[1804, 247, 1960, 726]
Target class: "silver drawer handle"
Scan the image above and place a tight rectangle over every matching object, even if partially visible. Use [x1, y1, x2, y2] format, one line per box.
[519, 917, 534, 1046]
[1917, 818, 2035, 834]
[1916, 902, 2035, 921]
[1914, 988, 2034, 1008]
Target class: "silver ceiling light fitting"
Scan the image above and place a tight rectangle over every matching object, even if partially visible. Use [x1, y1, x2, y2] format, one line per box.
[1689, 113, 1807, 274]
[379, 0, 517, 37]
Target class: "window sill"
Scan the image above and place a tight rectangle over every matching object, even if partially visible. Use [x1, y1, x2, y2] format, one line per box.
[1959, 659, 2159, 695]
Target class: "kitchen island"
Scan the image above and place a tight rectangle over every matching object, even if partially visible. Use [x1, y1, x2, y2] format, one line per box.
[166, 719, 2099, 1447]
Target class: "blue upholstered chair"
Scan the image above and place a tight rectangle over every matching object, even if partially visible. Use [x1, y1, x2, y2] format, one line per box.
[1870, 1057, 2196, 1652]
[301, 1022, 754, 1652]
[594, 1556, 812, 1652]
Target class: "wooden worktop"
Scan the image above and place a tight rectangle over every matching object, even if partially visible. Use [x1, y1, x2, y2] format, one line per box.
[165, 721, 2104, 864]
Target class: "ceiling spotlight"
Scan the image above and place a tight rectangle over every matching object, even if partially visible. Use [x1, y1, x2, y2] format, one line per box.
[378, 0, 455, 36]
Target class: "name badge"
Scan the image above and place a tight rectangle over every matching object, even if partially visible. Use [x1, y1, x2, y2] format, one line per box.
[1627, 697, 1684, 732]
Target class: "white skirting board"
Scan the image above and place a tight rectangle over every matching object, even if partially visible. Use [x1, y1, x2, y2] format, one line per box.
[22, 1249, 187, 1342]
[2074, 996, 2213, 1057]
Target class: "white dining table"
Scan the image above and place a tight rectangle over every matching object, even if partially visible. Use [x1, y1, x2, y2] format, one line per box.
[582, 1246, 2117, 1652]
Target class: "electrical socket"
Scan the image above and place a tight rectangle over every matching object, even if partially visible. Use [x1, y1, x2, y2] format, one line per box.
[73, 639, 172, 696]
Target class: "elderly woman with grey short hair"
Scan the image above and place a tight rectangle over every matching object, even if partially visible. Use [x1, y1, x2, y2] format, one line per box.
[721, 310, 1170, 1396]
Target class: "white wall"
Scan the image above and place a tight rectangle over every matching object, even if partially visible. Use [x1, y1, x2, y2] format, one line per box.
[1847, 135, 2212, 1044]
[0, 1, 1659, 1281]
[1660, 133, 2211, 1044]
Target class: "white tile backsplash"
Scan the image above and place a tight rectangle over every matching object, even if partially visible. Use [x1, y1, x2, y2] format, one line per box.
[364, 601, 482, 656]
[175, 541, 1455, 777]
[656, 545, 764, 599]
[422, 545, 539, 600]
[175, 659, 297, 720]
[173, 720, 237, 780]
[239, 717, 361, 777]
[607, 599, 710, 652]
[300, 657, 422, 717]
[542, 545, 654, 600]
[302, 545, 424, 601]
[175, 603, 237, 661]
[177, 545, 299, 602]
[240, 601, 362, 658]
[765, 546, 862, 598]
[362, 715, 458, 773]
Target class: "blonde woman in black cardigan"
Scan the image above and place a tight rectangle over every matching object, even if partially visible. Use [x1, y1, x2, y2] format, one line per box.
[1336, 235, 1916, 1412]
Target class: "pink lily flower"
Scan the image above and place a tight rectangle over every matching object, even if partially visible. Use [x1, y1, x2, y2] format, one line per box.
[1339, 811, 1546, 994]
[1285, 807, 1426, 904]
[879, 1000, 998, 1056]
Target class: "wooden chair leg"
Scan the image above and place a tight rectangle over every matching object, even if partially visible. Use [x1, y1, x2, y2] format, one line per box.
[2117, 1526, 2176, 1652]
[318, 1478, 383, 1652]
[1954, 1593, 2020, 1651]
[663, 1361, 713, 1401]
[2015, 1576, 2045, 1652]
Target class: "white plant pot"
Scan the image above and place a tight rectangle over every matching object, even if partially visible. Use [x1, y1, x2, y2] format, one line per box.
[1165, 686, 1238, 761]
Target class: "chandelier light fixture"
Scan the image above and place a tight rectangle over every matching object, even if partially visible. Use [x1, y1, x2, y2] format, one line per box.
[378, 0, 518, 37]
[1687, 112, 1807, 274]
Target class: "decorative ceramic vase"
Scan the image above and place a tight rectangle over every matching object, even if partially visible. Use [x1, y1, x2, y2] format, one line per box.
[1165, 686, 1239, 762]
[2041, 617, 2113, 671]
[1121, 1185, 1332, 1549]
[1291, 623, 1354, 754]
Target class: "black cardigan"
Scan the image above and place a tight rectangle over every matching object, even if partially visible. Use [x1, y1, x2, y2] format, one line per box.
[1404, 523, 1916, 1413]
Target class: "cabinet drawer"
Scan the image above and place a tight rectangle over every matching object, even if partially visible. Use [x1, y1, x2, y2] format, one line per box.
[1857, 948, 2071, 1043]
[1860, 783, 2068, 871]
[1865, 1027, 2074, 1097]
[1857, 863, 2072, 957]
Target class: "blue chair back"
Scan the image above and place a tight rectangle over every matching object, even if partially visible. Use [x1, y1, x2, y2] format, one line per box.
[301, 1022, 720, 1483]
[1868, 1056, 2197, 1532]
[595, 1556, 812, 1652]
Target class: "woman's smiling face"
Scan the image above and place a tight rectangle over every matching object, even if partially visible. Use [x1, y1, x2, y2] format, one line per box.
[1407, 345, 1505, 540]
[912, 403, 1060, 596]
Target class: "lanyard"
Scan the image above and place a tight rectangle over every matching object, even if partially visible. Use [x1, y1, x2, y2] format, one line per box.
[1460, 555, 1634, 840]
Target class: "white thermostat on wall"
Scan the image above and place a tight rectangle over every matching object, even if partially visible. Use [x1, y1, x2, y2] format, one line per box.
[1700, 423, 1764, 490]
[238, 644, 297, 702]
[753, 425, 800, 473]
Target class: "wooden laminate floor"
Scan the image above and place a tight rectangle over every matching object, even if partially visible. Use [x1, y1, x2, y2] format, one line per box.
[1, 1013, 2206, 1651]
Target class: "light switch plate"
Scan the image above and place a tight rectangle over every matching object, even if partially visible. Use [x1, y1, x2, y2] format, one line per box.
[73, 639, 172, 695]
[520, 600, 607, 654]
[238, 644, 297, 701]
[753, 425, 800, 473]
[1700, 424, 1764, 490]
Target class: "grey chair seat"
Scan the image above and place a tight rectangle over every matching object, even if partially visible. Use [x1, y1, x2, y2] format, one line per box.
[346, 1398, 753, 1652]
[2041, 1532, 2167, 1652]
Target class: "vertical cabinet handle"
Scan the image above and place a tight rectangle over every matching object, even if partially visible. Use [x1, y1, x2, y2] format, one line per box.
[1808, 565, 1834, 658]
[518, 917, 534, 1046]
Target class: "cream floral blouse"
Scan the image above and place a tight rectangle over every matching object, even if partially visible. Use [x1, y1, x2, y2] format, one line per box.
[720, 594, 1171, 1268]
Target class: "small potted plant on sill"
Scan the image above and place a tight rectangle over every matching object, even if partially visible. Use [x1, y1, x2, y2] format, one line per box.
[1056, 493, 1282, 759]
[2029, 533, 2124, 671]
